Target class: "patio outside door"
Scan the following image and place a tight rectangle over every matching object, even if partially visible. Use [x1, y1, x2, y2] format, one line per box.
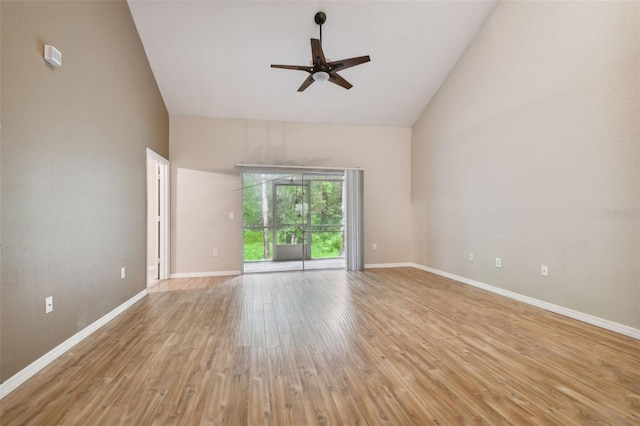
[242, 171, 346, 273]
[273, 180, 311, 262]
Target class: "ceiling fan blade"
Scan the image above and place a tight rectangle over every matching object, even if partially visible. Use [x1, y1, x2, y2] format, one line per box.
[310, 38, 327, 67]
[271, 64, 313, 72]
[328, 55, 371, 72]
[297, 74, 315, 92]
[328, 72, 353, 90]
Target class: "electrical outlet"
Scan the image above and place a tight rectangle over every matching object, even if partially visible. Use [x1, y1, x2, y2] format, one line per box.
[120, 267, 126, 279]
[45, 296, 53, 314]
[495, 258, 502, 268]
[541, 265, 548, 276]
[372, 243, 377, 251]
[213, 248, 219, 257]
[469, 253, 474, 262]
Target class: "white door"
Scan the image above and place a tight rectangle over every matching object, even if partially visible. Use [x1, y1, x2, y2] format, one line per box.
[146, 149, 170, 287]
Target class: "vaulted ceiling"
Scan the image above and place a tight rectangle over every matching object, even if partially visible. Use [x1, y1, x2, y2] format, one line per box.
[127, 1, 497, 127]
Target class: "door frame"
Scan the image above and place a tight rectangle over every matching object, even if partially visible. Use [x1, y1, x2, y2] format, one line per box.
[146, 148, 170, 287]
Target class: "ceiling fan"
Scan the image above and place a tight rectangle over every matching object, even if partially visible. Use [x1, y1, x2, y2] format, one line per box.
[271, 12, 371, 92]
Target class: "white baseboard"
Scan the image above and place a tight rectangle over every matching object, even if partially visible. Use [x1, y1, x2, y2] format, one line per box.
[169, 270, 242, 279]
[147, 279, 161, 289]
[364, 262, 413, 269]
[3, 264, 635, 400]
[0, 289, 148, 400]
[410, 263, 640, 341]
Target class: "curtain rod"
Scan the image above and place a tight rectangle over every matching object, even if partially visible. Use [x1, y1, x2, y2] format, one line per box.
[235, 163, 363, 172]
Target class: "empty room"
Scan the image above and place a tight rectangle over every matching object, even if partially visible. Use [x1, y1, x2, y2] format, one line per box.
[1, 0, 638, 424]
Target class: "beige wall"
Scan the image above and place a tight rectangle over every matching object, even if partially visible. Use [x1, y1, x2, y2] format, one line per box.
[170, 117, 412, 274]
[411, 1, 639, 328]
[1, 1, 169, 382]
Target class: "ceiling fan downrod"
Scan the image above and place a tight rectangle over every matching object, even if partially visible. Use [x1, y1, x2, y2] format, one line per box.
[314, 11, 326, 45]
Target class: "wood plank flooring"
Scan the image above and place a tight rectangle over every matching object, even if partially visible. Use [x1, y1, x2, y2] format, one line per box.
[1, 268, 639, 425]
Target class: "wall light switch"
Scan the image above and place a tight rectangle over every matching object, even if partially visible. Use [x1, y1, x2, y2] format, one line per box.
[541, 265, 548, 276]
[45, 296, 53, 314]
[213, 249, 219, 257]
[469, 253, 474, 262]
[372, 243, 377, 251]
[121, 267, 126, 279]
[495, 258, 502, 268]
[229, 212, 235, 220]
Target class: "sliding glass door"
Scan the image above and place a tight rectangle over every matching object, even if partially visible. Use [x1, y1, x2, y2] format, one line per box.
[242, 171, 346, 273]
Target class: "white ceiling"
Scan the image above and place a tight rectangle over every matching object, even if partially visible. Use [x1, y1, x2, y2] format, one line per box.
[127, 1, 497, 127]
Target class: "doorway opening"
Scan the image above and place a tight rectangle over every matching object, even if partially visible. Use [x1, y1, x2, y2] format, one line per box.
[146, 148, 170, 287]
[242, 172, 346, 273]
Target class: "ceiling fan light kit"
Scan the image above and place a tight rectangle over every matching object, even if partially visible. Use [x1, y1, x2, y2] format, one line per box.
[271, 12, 371, 92]
[312, 71, 330, 82]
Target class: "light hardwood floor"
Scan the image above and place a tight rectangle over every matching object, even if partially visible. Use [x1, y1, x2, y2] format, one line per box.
[1, 268, 638, 425]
